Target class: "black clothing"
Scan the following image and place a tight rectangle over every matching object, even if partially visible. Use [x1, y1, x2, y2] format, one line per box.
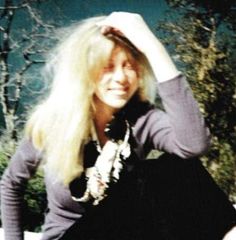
[61, 153, 236, 240]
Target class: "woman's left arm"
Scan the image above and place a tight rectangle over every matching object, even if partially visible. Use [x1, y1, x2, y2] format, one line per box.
[97, 11, 180, 82]
[98, 12, 211, 158]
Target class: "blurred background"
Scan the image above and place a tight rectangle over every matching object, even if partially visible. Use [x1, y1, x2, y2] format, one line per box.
[0, 0, 235, 233]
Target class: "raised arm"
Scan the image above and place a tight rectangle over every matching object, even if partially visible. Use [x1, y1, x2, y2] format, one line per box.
[0, 138, 41, 240]
[96, 11, 180, 82]
[97, 12, 210, 158]
[134, 74, 211, 158]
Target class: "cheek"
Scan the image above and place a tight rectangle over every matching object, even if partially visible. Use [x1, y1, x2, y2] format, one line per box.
[94, 85, 105, 100]
[94, 75, 108, 94]
[129, 74, 139, 92]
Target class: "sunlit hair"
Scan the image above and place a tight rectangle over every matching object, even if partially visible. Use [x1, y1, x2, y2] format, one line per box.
[26, 16, 156, 185]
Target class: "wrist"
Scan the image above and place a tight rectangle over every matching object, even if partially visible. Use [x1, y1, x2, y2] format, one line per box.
[142, 39, 180, 82]
[146, 49, 180, 82]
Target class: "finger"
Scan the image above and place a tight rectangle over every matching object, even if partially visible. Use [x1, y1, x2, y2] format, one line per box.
[100, 26, 112, 34]
[100, 26, 124, 37]
[96, 18, 119, 30]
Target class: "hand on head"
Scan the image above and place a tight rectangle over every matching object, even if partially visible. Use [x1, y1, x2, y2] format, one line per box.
[96, 12, 157, 54]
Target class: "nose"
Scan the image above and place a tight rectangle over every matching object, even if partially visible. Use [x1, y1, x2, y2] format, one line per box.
[112, 67, 127, 84]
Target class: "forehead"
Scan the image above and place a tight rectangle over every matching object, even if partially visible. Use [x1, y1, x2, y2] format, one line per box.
[108, 46, 137, 63]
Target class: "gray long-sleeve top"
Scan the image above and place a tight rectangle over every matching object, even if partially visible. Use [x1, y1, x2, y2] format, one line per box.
[0, 75, 211, 240]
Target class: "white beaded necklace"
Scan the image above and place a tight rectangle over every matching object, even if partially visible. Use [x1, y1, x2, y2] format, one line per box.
[72, 120, 131, 205]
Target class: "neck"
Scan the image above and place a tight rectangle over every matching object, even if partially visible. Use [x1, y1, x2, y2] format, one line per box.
[93, 101, 118, 147]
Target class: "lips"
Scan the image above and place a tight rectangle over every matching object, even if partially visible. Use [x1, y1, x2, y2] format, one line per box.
[108, 86, 129, 96]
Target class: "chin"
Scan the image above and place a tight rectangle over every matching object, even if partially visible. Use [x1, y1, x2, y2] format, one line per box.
[107, 99, 128, 110]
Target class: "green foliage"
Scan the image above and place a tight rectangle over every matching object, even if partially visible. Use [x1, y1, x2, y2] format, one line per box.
[0, 151, 11, 227]
[22, 169, 47, 232]
[160, 0, 236, 202]
[202, 138, 236, 202]
[0, 151, 8, 176]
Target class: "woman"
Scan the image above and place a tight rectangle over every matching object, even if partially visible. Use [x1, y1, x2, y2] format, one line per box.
[1, 12, 234, 240]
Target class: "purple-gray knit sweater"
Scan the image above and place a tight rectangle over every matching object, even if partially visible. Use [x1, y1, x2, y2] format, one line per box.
[0, 75, 211, 240]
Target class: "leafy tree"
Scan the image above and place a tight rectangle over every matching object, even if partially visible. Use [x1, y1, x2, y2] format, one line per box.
[159, 0, 236, 201]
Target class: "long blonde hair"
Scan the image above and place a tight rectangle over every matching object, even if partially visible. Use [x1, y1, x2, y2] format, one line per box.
[26, 16, 156, 185]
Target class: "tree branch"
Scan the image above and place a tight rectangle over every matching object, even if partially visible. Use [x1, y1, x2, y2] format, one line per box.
[0, 0, 59, 139]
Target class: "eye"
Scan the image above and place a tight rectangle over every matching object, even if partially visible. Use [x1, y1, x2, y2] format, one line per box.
[103, 63, 114, 72]
[123, 61, 136, 70]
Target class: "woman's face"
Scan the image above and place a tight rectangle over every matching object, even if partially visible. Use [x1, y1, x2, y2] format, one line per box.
[94, 46, 139, 113]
